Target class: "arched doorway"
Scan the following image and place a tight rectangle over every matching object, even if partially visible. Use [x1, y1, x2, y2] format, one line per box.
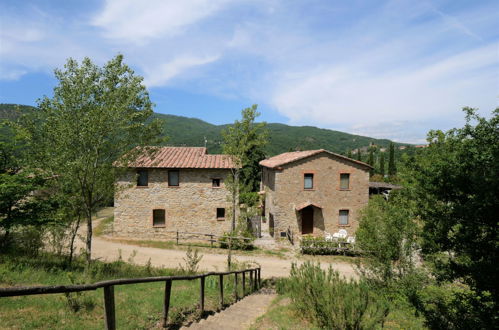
[301, 206, 314, 234]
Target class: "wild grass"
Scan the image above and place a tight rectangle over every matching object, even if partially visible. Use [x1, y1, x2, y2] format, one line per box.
[0, 251, 252, 329]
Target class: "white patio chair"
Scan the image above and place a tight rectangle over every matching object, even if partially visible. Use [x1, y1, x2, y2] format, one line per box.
[338, 229, 348, 239]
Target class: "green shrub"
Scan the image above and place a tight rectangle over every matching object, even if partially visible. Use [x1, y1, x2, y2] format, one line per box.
[415, 283, 494, 329]
[239, 191, 260, 207]
[219, 230, 255, 250]
[178, 246, 203, 275]
[300, 235, 357, 255]
[284, 262, 389, 329]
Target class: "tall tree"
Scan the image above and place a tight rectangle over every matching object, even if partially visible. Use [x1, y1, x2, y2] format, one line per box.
[0, 123, 54, 246]
[407, 108, 498, 327]
[388, 143, 396, 177]
[356, 148, 362, 161]
[368, 149, 375, 176]
[222, 104, 268, 229]
[379, 152, 385, 177]
[23, 55, 163, 265]
[347, 149, 352, 158]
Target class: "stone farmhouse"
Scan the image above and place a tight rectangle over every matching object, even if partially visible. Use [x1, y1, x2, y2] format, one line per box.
[114, 147, 235, 240]
[259, 149, 371, 239]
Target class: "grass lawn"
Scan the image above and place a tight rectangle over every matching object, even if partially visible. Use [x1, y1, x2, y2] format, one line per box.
[0, 252, 252, 329]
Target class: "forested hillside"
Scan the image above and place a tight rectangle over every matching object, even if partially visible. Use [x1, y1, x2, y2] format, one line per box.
[1, 103, 407, 156]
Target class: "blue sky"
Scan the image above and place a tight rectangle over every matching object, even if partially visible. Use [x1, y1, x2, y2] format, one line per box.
[0, 0, 497, 143]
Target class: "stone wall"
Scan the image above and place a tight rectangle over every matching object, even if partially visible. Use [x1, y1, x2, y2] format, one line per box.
[114, 168, 233, 240]
[262, 153, 369, 239]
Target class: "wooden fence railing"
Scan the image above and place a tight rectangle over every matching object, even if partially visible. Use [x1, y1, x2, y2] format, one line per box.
[0, 267, 261, 330]
[171, 230, 253, 248]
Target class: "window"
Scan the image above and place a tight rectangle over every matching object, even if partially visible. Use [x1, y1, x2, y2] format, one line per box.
[168, 170, 179, 186]
[340, 173, 350, 190]
[304, 173, 314, 189]
[216, 208, 225, 220]
[212, 178, 221, 188]
[339, 210, 349, 225]
[137, 170, 148, 186]
[153, 209, 165, 227]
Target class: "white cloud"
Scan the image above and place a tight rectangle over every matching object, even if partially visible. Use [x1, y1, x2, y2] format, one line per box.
[143, 54, 220, 87]
[269, 43, 497, 135]
[92, 0, 232, 44]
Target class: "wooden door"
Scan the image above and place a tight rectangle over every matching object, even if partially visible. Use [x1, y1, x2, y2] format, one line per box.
[301, 207, 314, 234]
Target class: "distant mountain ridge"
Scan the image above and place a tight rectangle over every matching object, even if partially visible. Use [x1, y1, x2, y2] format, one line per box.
[0, 103, 407, 156]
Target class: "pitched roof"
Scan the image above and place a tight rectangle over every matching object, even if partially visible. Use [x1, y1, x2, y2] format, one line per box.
[127, 147, 235, 169]
[295, 202, 323, 211]
[259, 149, 372, 169]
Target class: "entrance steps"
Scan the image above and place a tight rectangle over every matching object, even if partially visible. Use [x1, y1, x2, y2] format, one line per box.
[181, 290, 277, 330]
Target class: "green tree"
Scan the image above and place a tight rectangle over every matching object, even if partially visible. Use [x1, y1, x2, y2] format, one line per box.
[356, 195, 419, 284]
[356, 148, 361, 161]
[388, 143, 396, 177]
[222, 105, 268, 268]
[347, 149, 352, 158]
[23, 55, 163, 265]
[0, 122, 56, 247]
[379, 152, 385, 177]
[222, 104, 268, 228]
[368, 149, 375, 176]
[407, 108, 498, 326]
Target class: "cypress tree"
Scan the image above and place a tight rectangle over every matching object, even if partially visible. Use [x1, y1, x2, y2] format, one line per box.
[356, 148, 361, 161]
[388, 143, 396, 176]
[368, 149, 374, 176]
[380, 152, 385, 176]
[347, 150, 352, 158]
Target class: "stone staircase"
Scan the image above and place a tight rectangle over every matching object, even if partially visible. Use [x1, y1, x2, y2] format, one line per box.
[253, 232, 279, 250]
[181, 290, 277, 330]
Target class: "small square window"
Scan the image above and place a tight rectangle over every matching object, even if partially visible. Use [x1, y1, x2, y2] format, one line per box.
[304, 173, 314, 189]
[137, 170, 148, 186]
[216, 208, 225, 220]
[153, 209, 165, 227]
[339, 210, 349, 225]
[340, 173, 350, 190]
[168, 170, 179, 186]
[212, 178, 221, 187]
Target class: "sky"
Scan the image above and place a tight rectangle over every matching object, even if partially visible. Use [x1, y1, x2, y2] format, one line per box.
[0, 0, 497, 143]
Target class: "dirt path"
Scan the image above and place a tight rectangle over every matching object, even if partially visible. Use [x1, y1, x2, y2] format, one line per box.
[182, 291, 277, 330]
[76, 209, 357, 279]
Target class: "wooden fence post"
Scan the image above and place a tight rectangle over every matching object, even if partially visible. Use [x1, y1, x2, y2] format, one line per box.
[200, 276, 205, 314]
[162, 279, 172, 328]
[258, 268, 261, 288]
[219, 274, 224, 309]
[234, 273, 238, 301]
[250, 270, 254, 292]
[242, 271, 246, 297]
[176, 230, 179, 245]
[210, 234, 214, 248]
[103, 286, 116, 330]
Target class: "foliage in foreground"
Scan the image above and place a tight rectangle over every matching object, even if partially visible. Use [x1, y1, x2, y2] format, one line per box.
[281, 262, 389, 329]
[356, 194, 419, 284]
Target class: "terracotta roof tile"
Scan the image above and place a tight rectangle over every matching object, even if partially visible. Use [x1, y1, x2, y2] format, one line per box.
[259, 149, 372, 169]
[127, 147, 235, 169]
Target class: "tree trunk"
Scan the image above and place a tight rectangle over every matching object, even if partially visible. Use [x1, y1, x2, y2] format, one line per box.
[67, 214, 81, 267]
[86, 210, 92, 266]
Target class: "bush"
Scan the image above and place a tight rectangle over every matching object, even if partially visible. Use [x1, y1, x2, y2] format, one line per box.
[415, 283, 494, 329]
[284, 262, 389, 329]
[178, 246, 203, 275]
[239, 191, 260, 207]
[219, 230, 255, 250]
[300, 235, 357, 255]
